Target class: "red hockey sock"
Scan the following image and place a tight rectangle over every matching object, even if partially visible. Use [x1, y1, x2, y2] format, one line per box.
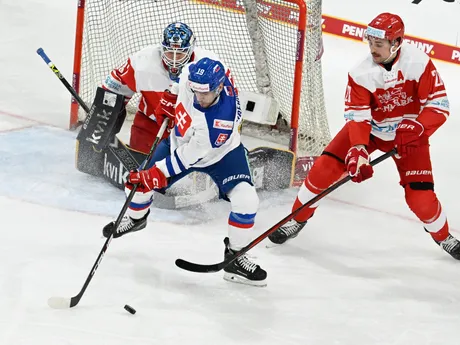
[293, 155, 344, 223]
[429, 221, 449, 242]
[405, 187, 450, 242]
[293, 197, 316, 223]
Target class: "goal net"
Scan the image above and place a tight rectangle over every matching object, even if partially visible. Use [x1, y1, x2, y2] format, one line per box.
[71, 0, 330, 156]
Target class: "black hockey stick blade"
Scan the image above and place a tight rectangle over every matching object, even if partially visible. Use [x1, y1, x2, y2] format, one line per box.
[175, 149, 396, 273]
[175, 259, 226, 273]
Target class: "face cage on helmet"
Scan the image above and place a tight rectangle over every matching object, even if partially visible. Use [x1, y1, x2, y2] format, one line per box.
[161, 43, 194, 72]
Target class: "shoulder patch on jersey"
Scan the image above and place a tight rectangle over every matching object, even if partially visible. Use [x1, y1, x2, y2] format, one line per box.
[215, 133, 228, 146]
[213, 119, 233, 130]
[175, 103, 192, 137]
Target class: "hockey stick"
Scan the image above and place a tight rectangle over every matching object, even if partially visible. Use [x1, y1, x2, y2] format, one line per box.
[36, 48, 88, 128]
[48, 119, 169, 309]
[175, 148, 397, 273]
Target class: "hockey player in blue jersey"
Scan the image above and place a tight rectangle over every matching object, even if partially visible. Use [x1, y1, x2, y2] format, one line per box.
[102, 57, 267, 286]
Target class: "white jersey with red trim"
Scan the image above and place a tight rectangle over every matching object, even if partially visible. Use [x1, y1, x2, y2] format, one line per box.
[102, 45, 219, 120]
[155, 63, 242, 178]
[344, 43, 449, 145]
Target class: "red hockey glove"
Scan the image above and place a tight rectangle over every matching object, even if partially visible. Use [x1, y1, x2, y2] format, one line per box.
[394, 118, 424, 158]
[128, 166, 168, 191]
[124, 180, 151, 194]
[155, 90, 177, 139]
[345, 145, 374, 183]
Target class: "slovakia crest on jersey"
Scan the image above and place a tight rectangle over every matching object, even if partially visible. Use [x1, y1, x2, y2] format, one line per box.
[215, 133, 228, 146]
[175, 103, 192, 137]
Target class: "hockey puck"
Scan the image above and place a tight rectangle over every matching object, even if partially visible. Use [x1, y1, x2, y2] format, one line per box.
[124, 304, 136, 315]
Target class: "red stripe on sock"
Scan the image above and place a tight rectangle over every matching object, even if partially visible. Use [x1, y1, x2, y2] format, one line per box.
[228, 219, 253, 229]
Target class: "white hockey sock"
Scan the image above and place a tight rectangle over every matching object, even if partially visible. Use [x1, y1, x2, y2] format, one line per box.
[125, 187, 154, 219]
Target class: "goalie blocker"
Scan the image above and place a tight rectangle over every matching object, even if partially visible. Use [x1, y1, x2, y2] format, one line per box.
[76, 88, 315, 208]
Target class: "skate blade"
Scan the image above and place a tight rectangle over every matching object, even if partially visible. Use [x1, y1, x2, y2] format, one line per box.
[223, 273, 267, 287]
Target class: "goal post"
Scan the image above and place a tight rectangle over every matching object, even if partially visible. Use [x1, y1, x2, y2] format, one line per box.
[70, 0, 330, 156]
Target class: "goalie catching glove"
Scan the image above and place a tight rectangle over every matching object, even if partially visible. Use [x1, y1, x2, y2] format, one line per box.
[345, 145, 373, 183]
[155, 89, 177, 139]
[128, 166, 168, 191]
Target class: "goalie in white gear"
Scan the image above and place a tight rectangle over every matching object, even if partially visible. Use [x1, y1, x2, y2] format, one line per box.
[101, 22, 220, 153]
[103, 57, 267, 287]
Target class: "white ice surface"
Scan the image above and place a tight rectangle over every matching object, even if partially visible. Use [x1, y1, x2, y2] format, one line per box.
[1, 1, 460, 344]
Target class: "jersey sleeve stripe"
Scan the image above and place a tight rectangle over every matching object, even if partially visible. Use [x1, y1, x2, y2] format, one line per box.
[344, 109, 372, 122]
[165, 157, 176, 177]
[173, 150, 186, 171]
[163, 150, 187, 178]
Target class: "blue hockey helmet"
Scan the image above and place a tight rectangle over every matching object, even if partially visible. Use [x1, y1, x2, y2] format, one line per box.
[188, 58, 226, 93]
[161, 22, 196, 80]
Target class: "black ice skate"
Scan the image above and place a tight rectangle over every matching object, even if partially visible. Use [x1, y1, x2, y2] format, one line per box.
[268, 219, 307, 245]
[223, 238, 267, 287]
[102, 210, 150, 238]
[435, 234, 460, 260]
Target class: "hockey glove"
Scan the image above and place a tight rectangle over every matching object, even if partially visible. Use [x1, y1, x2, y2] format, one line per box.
[128, 165, 168, 191]
[345, 145, 374, 183]
[124, 180, 151, 194]
[155, 90, 177, 138]
[394, 118, 424, 158]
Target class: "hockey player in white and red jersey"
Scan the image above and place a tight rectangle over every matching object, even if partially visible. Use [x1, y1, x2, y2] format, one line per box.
[101, 22, 219, 153]
[269, 13, 460, 260]
[103, 57, 267, 286]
